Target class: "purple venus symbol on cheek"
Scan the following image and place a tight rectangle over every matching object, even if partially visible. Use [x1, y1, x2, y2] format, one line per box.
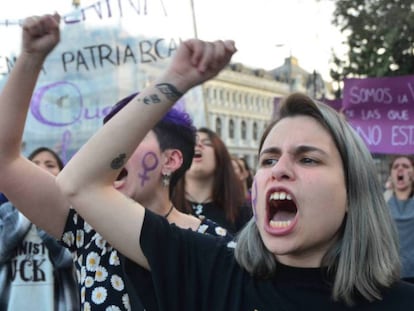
[138, 151, 159, 187]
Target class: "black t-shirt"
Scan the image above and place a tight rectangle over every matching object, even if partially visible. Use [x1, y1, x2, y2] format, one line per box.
[62, 209, 234, 311]
[122, 217, 234, 310]
[140, 209, 414, 311]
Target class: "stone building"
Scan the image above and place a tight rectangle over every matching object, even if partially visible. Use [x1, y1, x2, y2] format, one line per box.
[200, 57, 326, 172]
[201, 64, 287, 171]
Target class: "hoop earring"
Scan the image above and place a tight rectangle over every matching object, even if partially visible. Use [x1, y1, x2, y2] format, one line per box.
[162, 172, 171, 187]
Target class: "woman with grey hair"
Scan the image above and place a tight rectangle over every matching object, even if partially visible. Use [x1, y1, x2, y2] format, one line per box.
[235, 93, 406, 306]
[55, 37, 414, 309]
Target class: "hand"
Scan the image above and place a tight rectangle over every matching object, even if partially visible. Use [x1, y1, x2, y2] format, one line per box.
[163, 39, 237, 92]
[22, 13, 61, 58]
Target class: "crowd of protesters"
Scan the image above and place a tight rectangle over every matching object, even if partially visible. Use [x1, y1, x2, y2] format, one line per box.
[0, 12, 413, 311]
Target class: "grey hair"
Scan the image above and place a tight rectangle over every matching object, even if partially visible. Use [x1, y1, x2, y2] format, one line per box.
[235, 93, 400, 306]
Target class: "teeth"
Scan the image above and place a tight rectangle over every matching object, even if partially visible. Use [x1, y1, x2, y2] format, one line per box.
[270, 220, 291, 228]
[269, 191, 292, 201]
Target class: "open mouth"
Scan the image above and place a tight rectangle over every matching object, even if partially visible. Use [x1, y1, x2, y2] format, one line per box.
[114, 168, 128, 189]
[397, 175, 404, 181]
[267, 191, 298, 231]
[193, 150, 202, 159]
[116, 168, 128, 181]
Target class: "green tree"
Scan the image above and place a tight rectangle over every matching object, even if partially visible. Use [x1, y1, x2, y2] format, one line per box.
[331, 0, 414, 96]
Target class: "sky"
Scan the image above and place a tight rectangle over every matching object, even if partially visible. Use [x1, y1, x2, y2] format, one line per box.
[0, 0, 347, 81]
[194, 0, 347, 81]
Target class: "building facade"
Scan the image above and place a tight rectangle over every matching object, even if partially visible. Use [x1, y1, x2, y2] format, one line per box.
[201, 58, 323, 172]
[200, 59, 389, 186]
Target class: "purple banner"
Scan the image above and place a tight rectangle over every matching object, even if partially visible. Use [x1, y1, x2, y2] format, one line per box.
[323, 98, 342, 112]
[342, 76, 414, 154]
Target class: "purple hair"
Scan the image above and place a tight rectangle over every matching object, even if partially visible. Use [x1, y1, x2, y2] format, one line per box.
[103, 92, 193, 129]
[104, 92, 196, 194]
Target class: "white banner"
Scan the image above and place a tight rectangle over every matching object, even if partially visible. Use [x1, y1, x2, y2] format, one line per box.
[0, 0, 205, 163]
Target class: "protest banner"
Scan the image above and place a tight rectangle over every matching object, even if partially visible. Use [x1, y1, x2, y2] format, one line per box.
[0, 0, 203, 162]
[342, 75, 414, 155]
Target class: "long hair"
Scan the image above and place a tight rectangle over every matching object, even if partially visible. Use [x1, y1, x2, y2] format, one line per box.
[28, 146, 64, 170]
[104, 92, 196, 196]
[235, 93, 401, 305]
[173, 127, 245, 224]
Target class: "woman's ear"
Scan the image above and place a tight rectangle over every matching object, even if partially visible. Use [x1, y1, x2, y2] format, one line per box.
[161, 149, 183, 175]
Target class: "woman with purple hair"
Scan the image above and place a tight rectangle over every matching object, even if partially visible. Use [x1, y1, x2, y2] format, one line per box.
[55, 25, 414, 310]
[0, 13, 232, 310]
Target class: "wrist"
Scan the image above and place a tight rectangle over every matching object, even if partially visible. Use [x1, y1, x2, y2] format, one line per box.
[19, 51, 47, 70]
[154, 82, 184, 102]
[156, 71, 193, 97]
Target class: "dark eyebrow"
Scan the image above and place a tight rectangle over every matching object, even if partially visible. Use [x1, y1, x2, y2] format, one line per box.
[295, 145, 328, 157]
[259, 147, 280, 158]
[259, 145, 328, 157]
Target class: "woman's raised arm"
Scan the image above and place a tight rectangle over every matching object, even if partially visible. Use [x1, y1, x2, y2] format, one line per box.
[56, 39, 236, 267]
[0, 14, 71, 238]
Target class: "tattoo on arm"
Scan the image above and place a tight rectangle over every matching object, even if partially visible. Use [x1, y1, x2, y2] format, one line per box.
[139, 84, 183, 105]
[111, 153, 126, 170]
[142, 94, 161, 105]
[156, 83, 183, 101]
